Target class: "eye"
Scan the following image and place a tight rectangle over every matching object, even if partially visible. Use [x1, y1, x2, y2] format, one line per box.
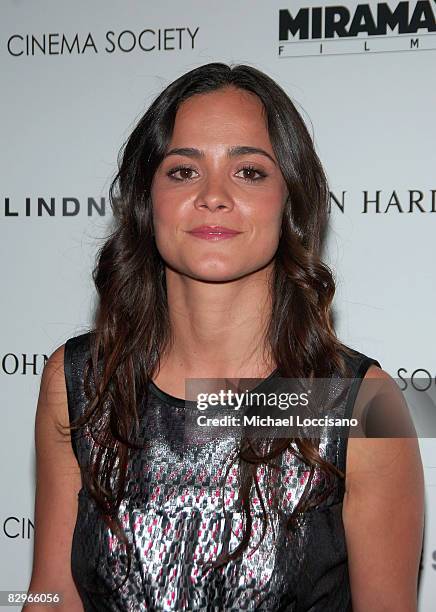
[235, 165, 267, 183]
[166, 165, 199, 182]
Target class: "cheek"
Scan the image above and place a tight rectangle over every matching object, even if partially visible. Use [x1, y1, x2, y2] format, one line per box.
[152, 200, 172, 227]
[152, 190, 183, 229]
[246, 187, 285, 226]
[151, 175, 197, 226]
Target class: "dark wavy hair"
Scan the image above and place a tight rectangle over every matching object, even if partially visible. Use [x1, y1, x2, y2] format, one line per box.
[65, 62, 355, 593]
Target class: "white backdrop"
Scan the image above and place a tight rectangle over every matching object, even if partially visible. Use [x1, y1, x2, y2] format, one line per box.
[1, 0, 435, 609]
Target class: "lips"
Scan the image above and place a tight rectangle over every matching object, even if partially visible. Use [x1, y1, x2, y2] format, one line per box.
[188, 225, 242, 235]
[187, 225, 243, 241]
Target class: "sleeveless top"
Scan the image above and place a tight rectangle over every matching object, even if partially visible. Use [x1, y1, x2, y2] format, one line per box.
[64, 331, 381, 611]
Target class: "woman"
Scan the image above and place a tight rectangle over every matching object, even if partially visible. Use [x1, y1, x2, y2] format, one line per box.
[26, 63, 424, 611]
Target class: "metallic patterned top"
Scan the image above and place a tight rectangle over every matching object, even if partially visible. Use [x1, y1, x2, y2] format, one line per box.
[64, 331, 380, 611]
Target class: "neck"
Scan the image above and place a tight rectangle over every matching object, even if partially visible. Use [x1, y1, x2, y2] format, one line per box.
[159, 261, 276, 380]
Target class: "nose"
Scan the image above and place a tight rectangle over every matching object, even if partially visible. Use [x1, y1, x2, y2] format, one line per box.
[194, 172, 234, 212]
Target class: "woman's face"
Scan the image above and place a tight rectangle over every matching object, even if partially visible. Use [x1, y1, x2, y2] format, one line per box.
[151, 86, 288, 282]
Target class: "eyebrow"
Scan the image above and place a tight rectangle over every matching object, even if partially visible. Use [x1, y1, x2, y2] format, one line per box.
[164, 145, 277, 165]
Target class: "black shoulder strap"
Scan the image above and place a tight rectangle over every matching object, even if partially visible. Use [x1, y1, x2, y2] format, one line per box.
[336, 350, 382, 475]
[64, 331, 93, 462]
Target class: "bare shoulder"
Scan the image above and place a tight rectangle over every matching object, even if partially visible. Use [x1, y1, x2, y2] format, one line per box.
[38, 343, 68, 418]
[25, 342, 84, 610]
[342, 364, 425, 611]
[345, 364, 421, 483]
[34, 343, 77, 453]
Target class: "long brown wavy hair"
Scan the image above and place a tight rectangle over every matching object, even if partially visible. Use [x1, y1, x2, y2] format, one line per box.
[64, 62, 355, 593]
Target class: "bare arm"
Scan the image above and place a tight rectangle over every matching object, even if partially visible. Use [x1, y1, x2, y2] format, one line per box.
[23, 344, 84, 611]
[343, 366, 425, 612]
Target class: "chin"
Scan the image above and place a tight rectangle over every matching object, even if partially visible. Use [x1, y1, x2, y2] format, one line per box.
[185, 264, 265, 283]
[187, 269, 244, 283]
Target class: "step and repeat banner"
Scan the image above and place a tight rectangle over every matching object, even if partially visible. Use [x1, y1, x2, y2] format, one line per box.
[1, 0, 435, 609]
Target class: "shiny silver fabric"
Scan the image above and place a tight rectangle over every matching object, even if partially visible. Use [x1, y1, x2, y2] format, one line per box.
[64, 332, 380, 611]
